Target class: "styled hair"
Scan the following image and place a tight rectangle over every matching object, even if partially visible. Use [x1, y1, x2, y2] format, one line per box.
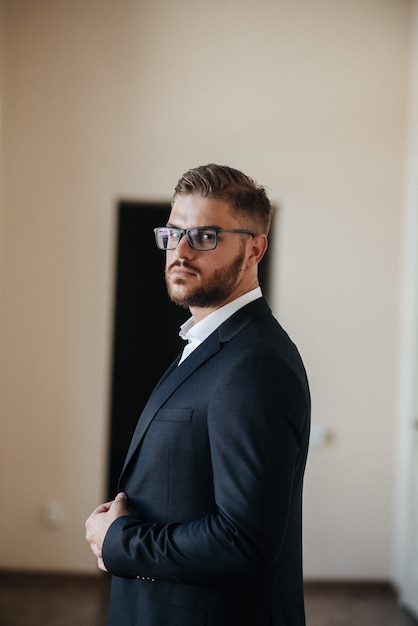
[173, 164, 273, 235]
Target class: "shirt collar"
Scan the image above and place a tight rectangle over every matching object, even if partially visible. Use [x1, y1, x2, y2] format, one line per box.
[179, 287, 262, 345]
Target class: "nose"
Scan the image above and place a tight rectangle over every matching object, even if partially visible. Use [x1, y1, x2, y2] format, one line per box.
[174, 231, 194, 258]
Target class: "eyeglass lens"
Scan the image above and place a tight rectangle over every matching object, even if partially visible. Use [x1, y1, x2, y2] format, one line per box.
[155, 228, 218, 250]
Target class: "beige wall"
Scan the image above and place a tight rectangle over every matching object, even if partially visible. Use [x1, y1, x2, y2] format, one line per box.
[394, 1, 418, 606]
[0, 0, 413, 578]
[0, 0, 4, 289]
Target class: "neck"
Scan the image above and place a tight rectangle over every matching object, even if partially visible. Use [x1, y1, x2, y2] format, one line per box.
[189, 283, 260, 323]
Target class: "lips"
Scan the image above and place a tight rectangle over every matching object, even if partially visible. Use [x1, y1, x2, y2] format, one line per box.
[168, 263, 198, 279]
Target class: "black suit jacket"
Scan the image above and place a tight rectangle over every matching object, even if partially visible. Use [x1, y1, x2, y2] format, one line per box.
[103, 298, 311, 626]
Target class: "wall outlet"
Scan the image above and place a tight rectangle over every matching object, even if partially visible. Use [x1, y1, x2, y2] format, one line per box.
[42, 500, 64, 529]
[309, 424, 329, 447]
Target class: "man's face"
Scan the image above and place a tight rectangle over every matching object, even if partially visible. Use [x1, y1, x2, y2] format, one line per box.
[164, 194, 254, 316]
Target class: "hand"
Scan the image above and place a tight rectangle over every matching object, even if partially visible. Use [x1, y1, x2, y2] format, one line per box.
[85, 492, 129, 572]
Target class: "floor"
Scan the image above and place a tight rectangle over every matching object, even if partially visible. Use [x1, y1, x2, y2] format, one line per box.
[0, 572, 417, 626]
[0, 572, 110, 626]
[304, 582, 418, 626]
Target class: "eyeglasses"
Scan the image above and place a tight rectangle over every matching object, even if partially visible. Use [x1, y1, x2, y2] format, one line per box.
[153, 227, 255, 251]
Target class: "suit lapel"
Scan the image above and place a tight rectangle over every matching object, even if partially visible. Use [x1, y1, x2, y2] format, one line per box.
[119, 297, 272, 482]
[119, 332, 222, 479]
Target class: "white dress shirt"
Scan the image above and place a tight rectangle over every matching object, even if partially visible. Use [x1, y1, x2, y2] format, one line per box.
[178, 287, 262, 365]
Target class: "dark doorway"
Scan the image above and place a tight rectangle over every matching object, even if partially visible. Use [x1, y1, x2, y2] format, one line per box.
[107, 201, 273, 499]
[107, 202, 185, 498]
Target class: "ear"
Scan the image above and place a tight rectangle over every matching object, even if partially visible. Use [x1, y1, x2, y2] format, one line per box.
[247, 234, 268, 266]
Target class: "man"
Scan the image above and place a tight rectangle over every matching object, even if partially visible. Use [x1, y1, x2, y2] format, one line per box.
[86, 164, 311, 625]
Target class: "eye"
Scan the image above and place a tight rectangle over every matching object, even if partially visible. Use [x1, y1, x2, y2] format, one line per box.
[169, 229, 182, 240]
[196, 229, 216, 243]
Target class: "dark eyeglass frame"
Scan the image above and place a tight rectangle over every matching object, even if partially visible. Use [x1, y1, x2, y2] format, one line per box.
[153, 226, 255, 251]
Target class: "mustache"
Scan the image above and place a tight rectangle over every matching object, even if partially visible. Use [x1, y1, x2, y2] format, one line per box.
[167, 260, 199, 273]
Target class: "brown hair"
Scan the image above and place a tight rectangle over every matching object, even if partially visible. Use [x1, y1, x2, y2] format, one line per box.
[173, 164, 273, 235]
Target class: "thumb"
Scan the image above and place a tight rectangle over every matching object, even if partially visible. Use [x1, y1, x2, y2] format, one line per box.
[111, 492, 128, 516]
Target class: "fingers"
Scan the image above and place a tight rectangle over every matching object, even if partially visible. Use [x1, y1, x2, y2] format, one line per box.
[111, 492, 129, 516]
[88, 543, 107, 573]
[87, 538, 108, 572]
[89, 541, 101, 559]
[97, 557, 108, 573]
[85, 493, 129, 573]
[93, 500, 114, 514]
[85, 523, 97, 551]
[85, 494, 127, 531]
[91, 493, 126, 516]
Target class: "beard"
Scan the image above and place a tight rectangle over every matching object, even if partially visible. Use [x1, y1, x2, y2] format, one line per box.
[165, 247, 246, 309]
